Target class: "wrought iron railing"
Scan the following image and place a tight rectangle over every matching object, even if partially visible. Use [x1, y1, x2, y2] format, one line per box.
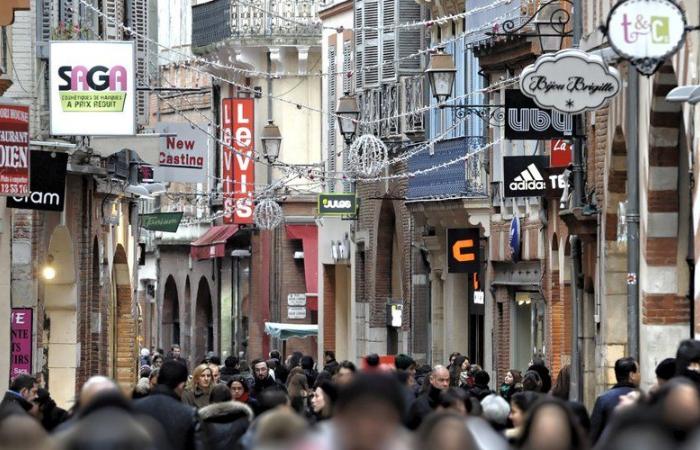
[192, 0, 322, 48]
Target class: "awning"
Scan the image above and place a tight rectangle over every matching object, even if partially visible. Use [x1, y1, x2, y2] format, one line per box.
[190, 224, 239, 260]
[264, 322, 318, 340]
[285, 224, 318, 310]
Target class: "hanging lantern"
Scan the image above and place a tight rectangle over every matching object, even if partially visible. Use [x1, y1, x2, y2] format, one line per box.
[254, 198, 284, 230]
[348, 134, 388, 178]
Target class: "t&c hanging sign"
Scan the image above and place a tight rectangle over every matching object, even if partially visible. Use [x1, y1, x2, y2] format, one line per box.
[606, 0, 687, 75]
[50, 41, 135, 135]
[520, 49, 621, 115]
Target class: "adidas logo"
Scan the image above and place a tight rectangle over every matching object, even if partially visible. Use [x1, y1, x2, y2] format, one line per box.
[509, 164, 546, 191]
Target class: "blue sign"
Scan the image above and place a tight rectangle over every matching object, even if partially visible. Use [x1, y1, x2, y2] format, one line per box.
[509, 216, 520, 262]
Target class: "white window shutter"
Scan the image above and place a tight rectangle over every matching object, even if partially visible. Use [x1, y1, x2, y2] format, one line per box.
[380, 0, 396, 82]
[397, 0, 422, 72]
[354, 3, 363, 91]
[363, 0, 379, 88]
[327, 44, 337, 192]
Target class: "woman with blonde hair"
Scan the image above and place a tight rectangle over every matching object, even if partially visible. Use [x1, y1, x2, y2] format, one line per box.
[182, 363, 213, 408]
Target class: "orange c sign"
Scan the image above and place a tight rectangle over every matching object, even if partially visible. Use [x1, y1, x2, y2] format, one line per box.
[452, 239, 476, 262]
[447, 228, 480, 273]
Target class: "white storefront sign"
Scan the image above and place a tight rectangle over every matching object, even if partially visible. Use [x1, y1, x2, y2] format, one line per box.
[520, 49, 621, 115]
[287, 293, 307, 307]
[606, 0, 687, 75]
[287, 306, 307, 319]
[50, 41, 135, 136]
[153, 123, 208, 183]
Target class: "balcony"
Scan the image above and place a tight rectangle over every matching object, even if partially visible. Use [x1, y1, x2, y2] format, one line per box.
[192, 0, 322, 49]
[406, 137, 487, 201]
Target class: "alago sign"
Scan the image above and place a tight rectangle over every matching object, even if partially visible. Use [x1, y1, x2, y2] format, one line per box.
[606, 0, 687, 75]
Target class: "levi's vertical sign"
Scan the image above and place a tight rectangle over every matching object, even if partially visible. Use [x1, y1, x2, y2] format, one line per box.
[222, 99, 255, 224]
[447, 228, 480, 273]
[50, 41, 135, 135]
[0, 103, 30, 196]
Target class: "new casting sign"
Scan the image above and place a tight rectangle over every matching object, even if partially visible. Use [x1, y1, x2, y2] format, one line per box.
[504, 90, 573, 140]
[7, 151, 68, 211]
[154, 123, 208, 183]
[50, 41, 135, 135]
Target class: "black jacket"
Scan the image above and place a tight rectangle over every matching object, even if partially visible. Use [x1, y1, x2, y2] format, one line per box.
[0, 390, 33, 418]
[467, 384, 494, 401]
[407, 384, 442, 430]
[198, 401, 252, 450]
[252, 376, 287, 399]
[133, 385, 201, 450]
[589, 382, 636, 444]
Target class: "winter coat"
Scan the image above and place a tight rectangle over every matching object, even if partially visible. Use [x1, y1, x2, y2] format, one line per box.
[252, 375, 287, 399]
[468, 384, 493, 401]
[182, 386, 211, 409]
[499, 383, 519, 403]
[589, 382, 636, 444]
[0, 390, 33, 418]
[407, 384, 442, 430]
[133, 385, 201, 450]
[198, 401, 253, 450]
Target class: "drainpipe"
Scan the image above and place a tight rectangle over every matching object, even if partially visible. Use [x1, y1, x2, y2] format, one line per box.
[626, 65, 640, 361]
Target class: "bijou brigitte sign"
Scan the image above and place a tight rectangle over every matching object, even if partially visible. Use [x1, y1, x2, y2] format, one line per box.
[520, 49, 621, 115]
[50, 41, 135, 135]
[606, 0, 687, 75]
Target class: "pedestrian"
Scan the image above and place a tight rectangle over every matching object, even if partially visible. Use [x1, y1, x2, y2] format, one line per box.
[415, 412, 476, 450]
[323, 351, 338, 374]
[448, 355, 469, 387]
[655, 358, 676, 389]
[528, 357, 552, 394]
[310, 380, 337, 422]
[168, 344, 189, 369]
[297, 373, 411, 450]
[253, 408, 308, 450]
[182, 363, 214, 408]
[251, 359, 287, 400]
[505, 391, 540, 443]
[522, 370, 543, 392]
[301, 355, 318, 386]
[447, 352, 462, 371]
[333, 360, 357, 386]
[270, 351, 289, 384]
[132, 377, 152, 399]
[140, 348, 152, 367]
[286, 373, 311, 415]
[151, 354, 164, 370]
[198, 384, 253, 450]
[33, 388, 68, 431]
[365, 353, 381, 371]
[0, 374, 38, 418]
[467, 370, 494, 401]
[437, 387, 471, 416]
[133, 360, 201, 450]
[149, 368, 160, 390]
[499, 369, 522, 403]
[407, 365, 450, 429]
[0, 413, 53, 450]
[228, 374, 259, 412]
[208, 363, 221, 385]
[589, 356, 640, 444]
[220, 356, 240, 384]
[516, 399, 589, 450]
[481, 393, 511, 431]
[550, 365, 590, 434]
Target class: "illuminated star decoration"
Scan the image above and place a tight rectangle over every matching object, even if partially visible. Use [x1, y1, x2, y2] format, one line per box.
[566, 99, 574, 109]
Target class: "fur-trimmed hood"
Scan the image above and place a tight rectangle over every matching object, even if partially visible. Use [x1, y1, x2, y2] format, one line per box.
[198, 400, 253, 422]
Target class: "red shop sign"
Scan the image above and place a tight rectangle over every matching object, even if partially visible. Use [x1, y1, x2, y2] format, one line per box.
[0, 103, 30, 196]
[550, 139, 572, 168]
[222, 99, 255, 224]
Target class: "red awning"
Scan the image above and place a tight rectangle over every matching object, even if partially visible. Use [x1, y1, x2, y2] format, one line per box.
[285, 224, 318, 311]
[190, 225, 239, 260]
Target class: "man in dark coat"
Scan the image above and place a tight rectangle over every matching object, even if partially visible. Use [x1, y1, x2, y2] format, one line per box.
[467, 370, 494, 401]
[407, 365, 450, 430]
[133, 360, 201, 450]
[0, 374, 37, 418]
[198, 385, 253, 450]
[251, 359, 287, 399]
[590, 356, 640, 444]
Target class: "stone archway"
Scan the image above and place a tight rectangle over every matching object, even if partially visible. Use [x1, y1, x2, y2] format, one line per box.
[162, 275, 180, 349]
[112, 244, 137, 391]
[194, 277, 213, 361]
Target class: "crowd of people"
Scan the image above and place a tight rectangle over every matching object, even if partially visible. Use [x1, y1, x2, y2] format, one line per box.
[2, 340, 700, 450]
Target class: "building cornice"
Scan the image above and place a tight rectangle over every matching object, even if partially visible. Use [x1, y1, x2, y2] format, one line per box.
[319, 0, 353, 20]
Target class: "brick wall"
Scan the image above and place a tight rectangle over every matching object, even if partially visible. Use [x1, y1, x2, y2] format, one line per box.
[323, 265, 336, 353]
[493, 286, 511, 385]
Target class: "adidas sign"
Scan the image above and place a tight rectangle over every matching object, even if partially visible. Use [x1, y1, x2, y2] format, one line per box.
[509, 163, 546, 191]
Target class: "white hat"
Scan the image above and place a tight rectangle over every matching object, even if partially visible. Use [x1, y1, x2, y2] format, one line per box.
[140, 348, 150, 357]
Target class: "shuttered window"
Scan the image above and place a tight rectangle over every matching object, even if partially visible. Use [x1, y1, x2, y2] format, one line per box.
[327, 43, 337, 192]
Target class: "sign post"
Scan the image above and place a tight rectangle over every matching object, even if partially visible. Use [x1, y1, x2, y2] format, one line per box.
[7, 151, 67, 211]
[317, 193, 358, 217]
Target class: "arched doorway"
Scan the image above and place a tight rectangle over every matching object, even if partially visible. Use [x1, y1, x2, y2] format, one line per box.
[376, 199, 398, 354]
[162, 275, 180, 349]
[112, 244, 137, 390]
[194, 277, 213, 361]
